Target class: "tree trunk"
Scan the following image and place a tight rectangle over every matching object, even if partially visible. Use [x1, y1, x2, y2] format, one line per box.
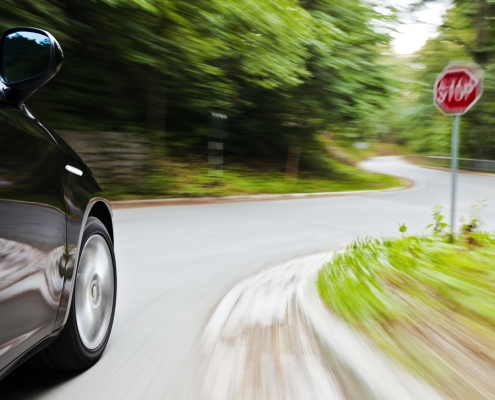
[474, 0, 489, 64]
[146, 69, 167, 155]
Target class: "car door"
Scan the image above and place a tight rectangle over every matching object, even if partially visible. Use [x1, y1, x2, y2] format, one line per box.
[0, 105, 66, 370]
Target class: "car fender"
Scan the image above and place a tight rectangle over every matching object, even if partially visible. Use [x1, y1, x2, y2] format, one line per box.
[52, 196, 113, 330]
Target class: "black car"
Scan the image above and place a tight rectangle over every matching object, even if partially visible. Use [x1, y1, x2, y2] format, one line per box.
[0, 27, 117, 380]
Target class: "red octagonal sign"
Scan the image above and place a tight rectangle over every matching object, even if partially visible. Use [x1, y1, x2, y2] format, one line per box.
[434, 64, 483, 115]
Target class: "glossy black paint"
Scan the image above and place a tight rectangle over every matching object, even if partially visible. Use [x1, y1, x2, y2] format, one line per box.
[0, 100, 113, 377]
[52, 133, 108, 331]
[0, 25, 113, 380]
[0, 105, 66, 370]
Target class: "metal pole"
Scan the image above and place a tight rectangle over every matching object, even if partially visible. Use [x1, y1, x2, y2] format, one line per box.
[450, 114, 460, 236]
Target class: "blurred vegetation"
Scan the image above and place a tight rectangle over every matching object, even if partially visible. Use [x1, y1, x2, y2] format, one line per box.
[318, 204, 495, 399]
[106, 159, 403, 199]
[381, 0, 495, 160]
[320, 137, 408, 164]
[0, 0, 394, 175]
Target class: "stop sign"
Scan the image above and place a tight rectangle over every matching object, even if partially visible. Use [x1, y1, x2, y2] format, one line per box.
[434, 64, 483, 115]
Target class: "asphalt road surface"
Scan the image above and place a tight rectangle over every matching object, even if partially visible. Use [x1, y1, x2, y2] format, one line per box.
[3, 156, 495, 399]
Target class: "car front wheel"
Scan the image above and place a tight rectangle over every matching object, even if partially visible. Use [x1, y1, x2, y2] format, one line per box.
[29, 216, 116, 370]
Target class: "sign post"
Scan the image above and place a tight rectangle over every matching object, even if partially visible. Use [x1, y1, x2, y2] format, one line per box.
[434, 63, 483, 236]
[450, 114, 460, 236]
[209, 112, 228, 182]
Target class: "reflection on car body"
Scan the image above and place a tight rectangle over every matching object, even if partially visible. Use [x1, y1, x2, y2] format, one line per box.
[0, 27, 117, 380]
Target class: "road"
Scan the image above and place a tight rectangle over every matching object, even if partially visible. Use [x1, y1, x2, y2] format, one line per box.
[2, 156, 495, 399]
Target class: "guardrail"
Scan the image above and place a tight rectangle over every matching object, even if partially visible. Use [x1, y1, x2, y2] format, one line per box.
[422, 156, 495, 173]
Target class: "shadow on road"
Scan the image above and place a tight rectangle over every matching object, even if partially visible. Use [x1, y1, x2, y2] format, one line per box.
[0, 364, 81, 399]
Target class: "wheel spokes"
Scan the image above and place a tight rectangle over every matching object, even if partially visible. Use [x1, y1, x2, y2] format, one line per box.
[74, 234, 114, 350]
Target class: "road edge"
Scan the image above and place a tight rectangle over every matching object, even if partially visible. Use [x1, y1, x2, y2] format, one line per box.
[111, 178, 414, 209]
[199, 252, 443, 399]
[298, 257, 444, 400]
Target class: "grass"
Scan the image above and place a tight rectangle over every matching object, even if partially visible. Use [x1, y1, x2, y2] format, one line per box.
[318, 230, 495, 399]
[319, 136, 408, 164]
[106, 159, 404, 200]
[338, 142, 408, 163]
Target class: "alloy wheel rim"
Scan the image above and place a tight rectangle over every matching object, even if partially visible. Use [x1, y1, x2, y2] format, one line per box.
[75, 234, 115, 350]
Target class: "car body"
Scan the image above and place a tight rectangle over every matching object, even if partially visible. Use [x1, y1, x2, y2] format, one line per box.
[0, 27, 117, 379]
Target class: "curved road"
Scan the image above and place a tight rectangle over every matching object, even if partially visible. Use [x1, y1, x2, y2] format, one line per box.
[2, 157, 495, 399]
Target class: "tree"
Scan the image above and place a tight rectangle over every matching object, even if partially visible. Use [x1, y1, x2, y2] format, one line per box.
[0, 0, 394, 169]
[391, 0, 495, 158]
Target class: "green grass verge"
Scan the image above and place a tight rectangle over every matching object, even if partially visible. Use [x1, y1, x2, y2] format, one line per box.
[318, 233, 495, 399]
[106, 161, 403, 200]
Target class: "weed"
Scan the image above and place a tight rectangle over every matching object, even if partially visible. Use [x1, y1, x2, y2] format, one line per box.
[318, 203, 495, 398]
[426, 205, 448, 237]
[460, 199, 488, 246]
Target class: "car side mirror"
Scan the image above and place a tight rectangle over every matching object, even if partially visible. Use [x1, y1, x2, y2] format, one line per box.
[0, 27, 63, 109]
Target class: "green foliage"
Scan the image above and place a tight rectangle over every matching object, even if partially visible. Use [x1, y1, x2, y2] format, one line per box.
[317, 229, 495, 396]
[385, 0, 495, 159]
[460, 199, 488, 245]
[426, 205, 449, 236]
[107, 158, 402, 199]
[318, 200, 495, 395]
[0, 0, 394, 169]
[319, 233, 495, 328]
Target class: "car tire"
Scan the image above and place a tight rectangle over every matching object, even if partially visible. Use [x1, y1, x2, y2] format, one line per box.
[29, 217, 117, 370]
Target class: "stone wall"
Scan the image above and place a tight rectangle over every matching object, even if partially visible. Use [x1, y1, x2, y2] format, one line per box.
[56, 131, 151, 190]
